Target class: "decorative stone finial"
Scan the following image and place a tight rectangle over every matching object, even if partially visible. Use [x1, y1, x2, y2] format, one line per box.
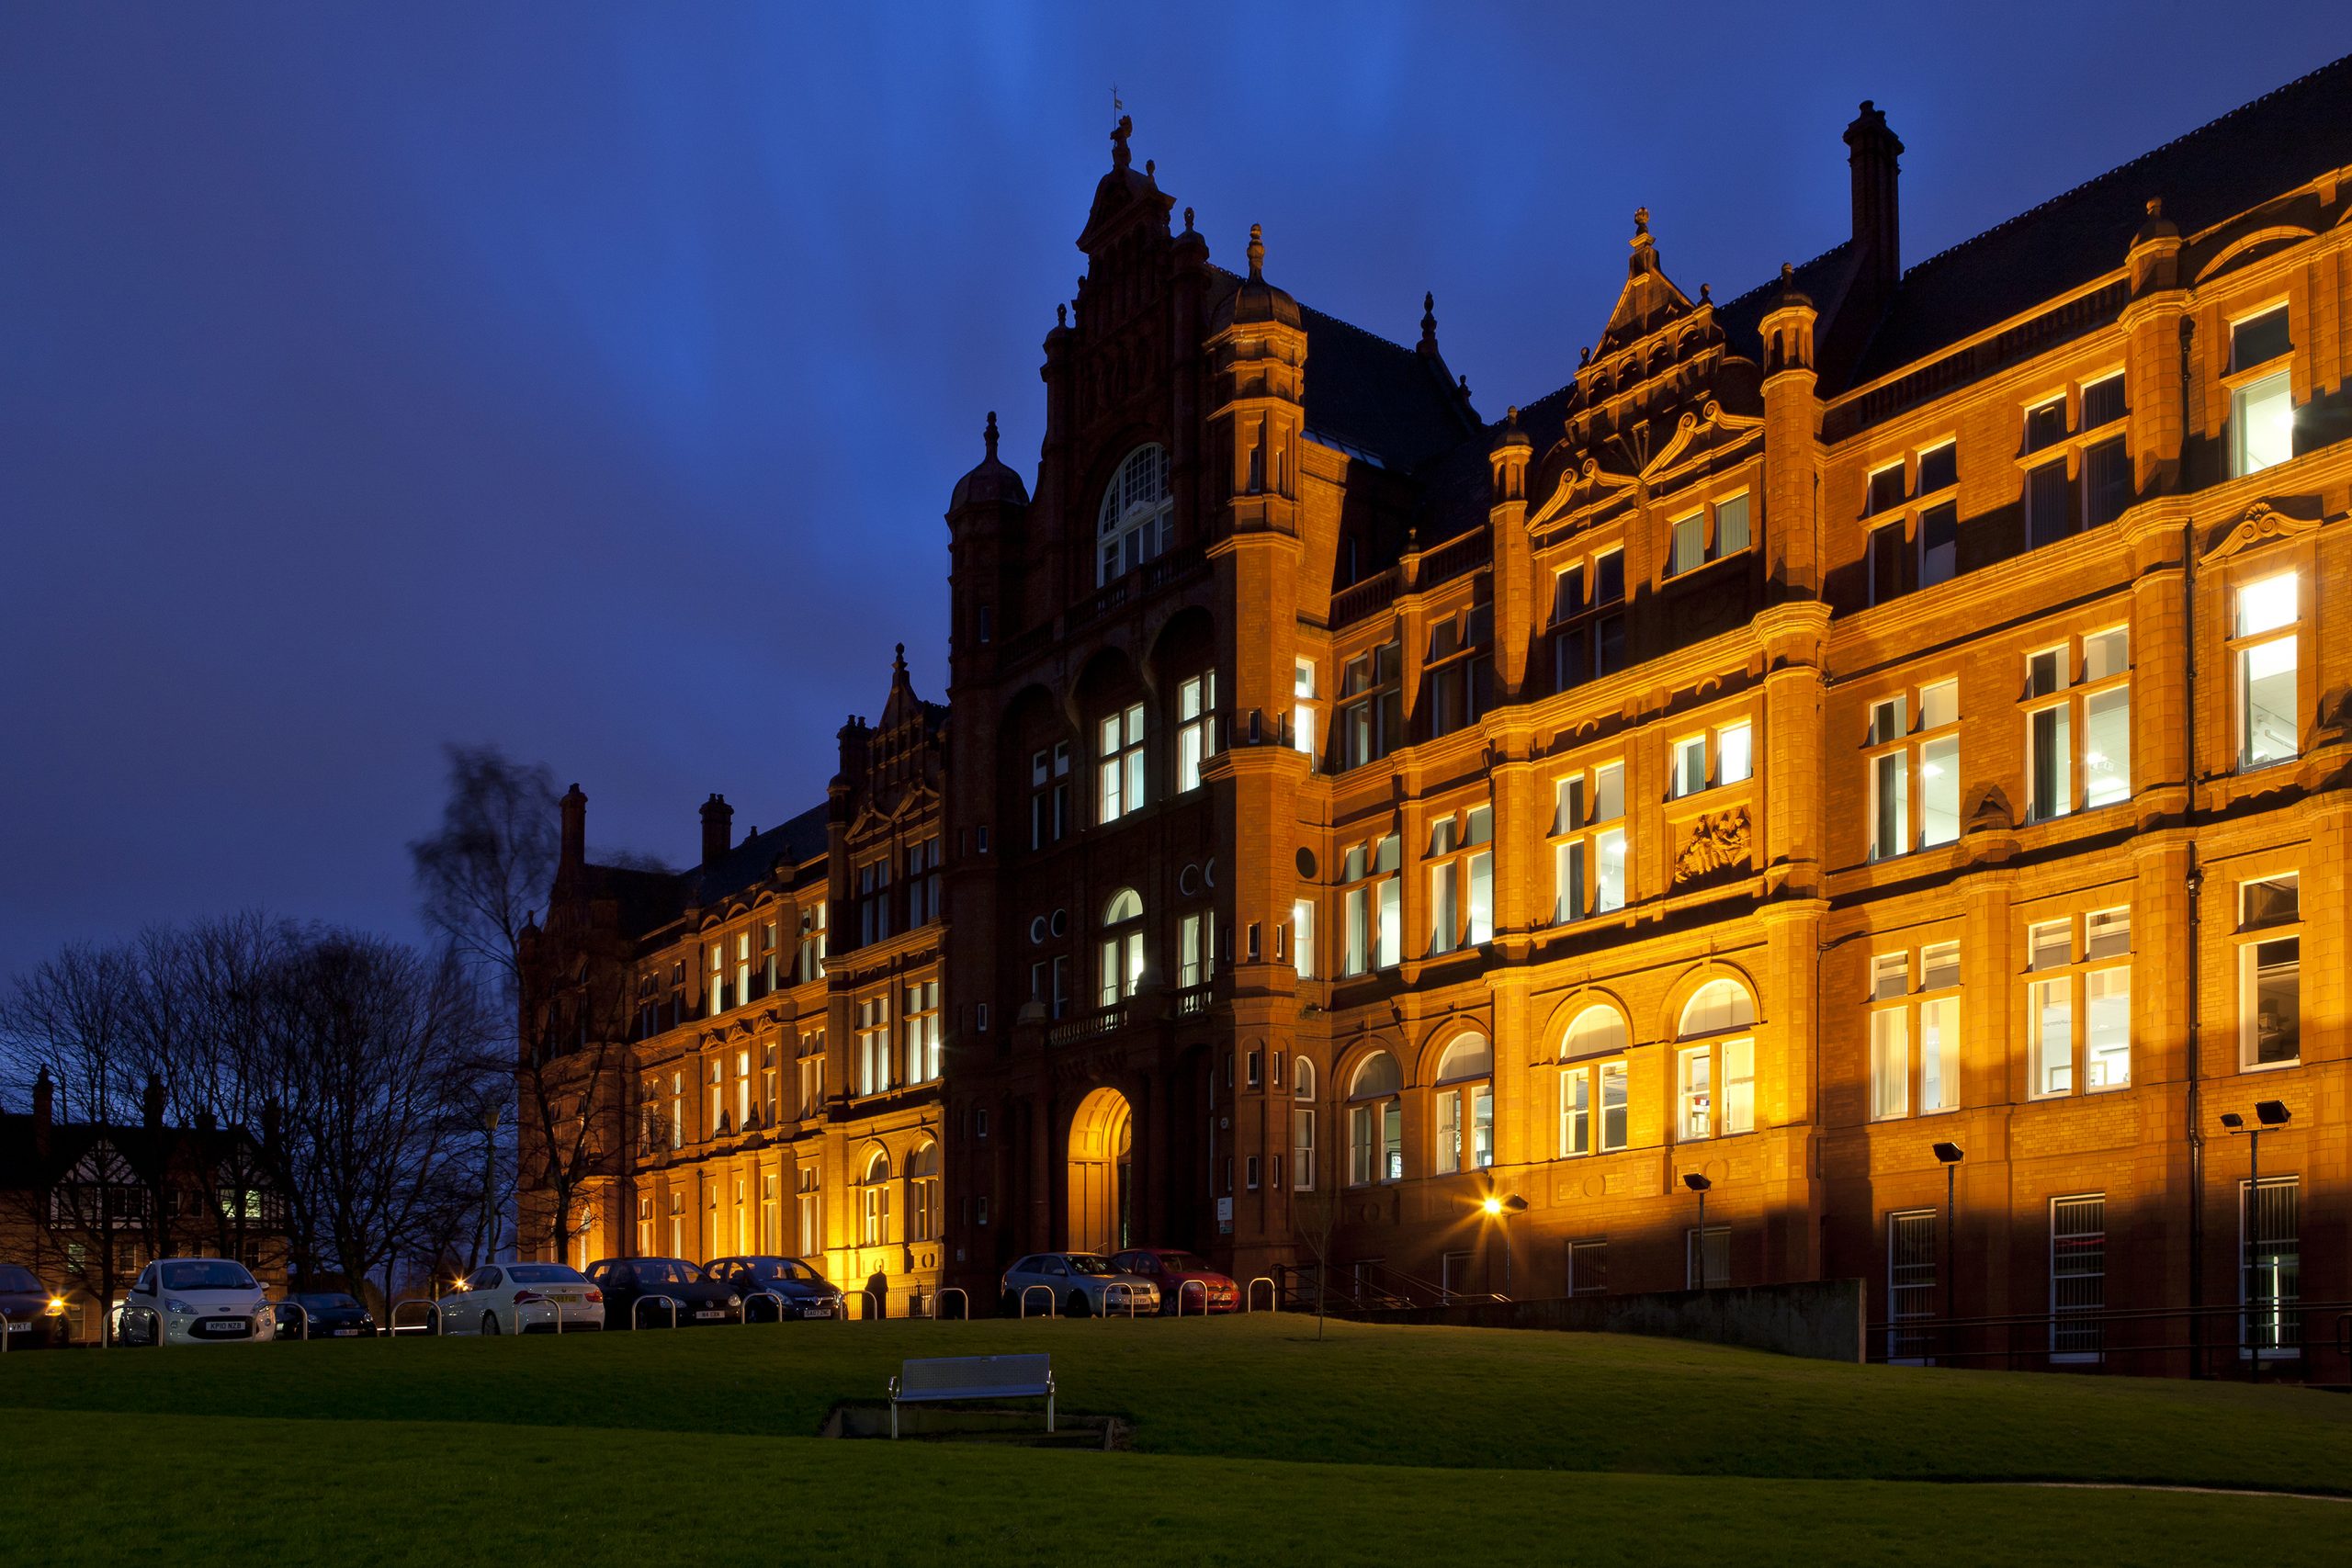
[1419, 291, 1438, 355]
[1183, 206, 1194, 231]
[983, 411, 999, 458]
[1246, 222, 1265, 281]
[1145, 159, 1154, 177]
[894, 642, 908, 671]
[1057, 302, 1068, 327]
[1111, 113, 1132, 170]
[2146, 197, 2162, 218]
[1457, 373, 1471, 400]
[1781, 261, 1796, 288]
[1699, 282, 1712, 303]
[1633, 206, 1650, 240]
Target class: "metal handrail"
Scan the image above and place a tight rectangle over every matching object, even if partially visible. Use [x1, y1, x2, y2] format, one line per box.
[120, 1303, 165, 1348]
[632, 1293, 681, 1330]
[277, 1301, 310, 1342]
[1175, 1279, 1206, 1317]
[390, 1299, 442, 1337]
[741, 1289, 786, 1324]
[932, 1286, 969, 1321]
[1020, 1283, 1056, 1319]
[1246, 1276, 1276, 1313]
[0, 1311, 11, 1351]
[1105, 1282, 1142, 1318]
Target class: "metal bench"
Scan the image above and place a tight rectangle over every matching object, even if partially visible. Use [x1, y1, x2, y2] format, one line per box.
[887, 1352, 1054, 1438]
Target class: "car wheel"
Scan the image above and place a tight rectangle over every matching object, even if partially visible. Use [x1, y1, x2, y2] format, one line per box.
[1066, 1290, 1091, 1319]
[481, 1311, 500, 1336]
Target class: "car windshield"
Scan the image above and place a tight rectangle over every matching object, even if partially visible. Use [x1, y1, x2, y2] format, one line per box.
[747, 1258, 819, 1283]
[0, 1265, 40, 1292]
[1066, 1255, 1117, 1276]
[1159, 1253, 1217, 1273]
[507, 1265, 587, 1285]
[300, 1293, 363, 1311]
[160, 1260, 255, 1292]
[633, 1259, 706, 1287]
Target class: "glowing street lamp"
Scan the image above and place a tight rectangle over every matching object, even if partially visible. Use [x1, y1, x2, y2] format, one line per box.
[1481, 1193, 1530, 1296]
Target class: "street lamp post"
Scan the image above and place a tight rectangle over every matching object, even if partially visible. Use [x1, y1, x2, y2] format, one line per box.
[2222, 1100, 2291, 1381]
[1933, 1142, 1964, 1365]
[1683, 1172, 1713, 1289]
[1480, 1193, 1531, 1297]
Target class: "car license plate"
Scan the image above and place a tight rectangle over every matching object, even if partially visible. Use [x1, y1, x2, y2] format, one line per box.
[204, 1320, 240, 1335]
[545, 1292, 578, 1303]
[695, 1309, 724, 1319]
[801, 1305, 831, 1318]
[333, 1328, 359, 1337]
[4, 1322, 28, 1332]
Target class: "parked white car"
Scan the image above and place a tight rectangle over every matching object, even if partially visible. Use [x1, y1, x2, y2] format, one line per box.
[117, 1258, 276, 1346]
[438, 1262, 605, 1335]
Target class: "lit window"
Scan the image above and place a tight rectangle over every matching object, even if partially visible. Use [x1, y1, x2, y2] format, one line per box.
[1551, 761, 1626, 922]
[1347, 1053, 1404, 1186]
[1871, 943, 1961, 1120]
[2233, 574, 2299, 771]
[2027, 908, 2131, 1097]
[2237, 874, 2300, 1069]
[1551, 549, 1625, 691]
[1339, 643, 1404, 768]
[2229, 310, 2294, 479]
[1292, 658, 1318, 764]
[1100, 888, 1145, 1007]
[1865, 682, 1960, 859]
[1431, 1035, 1494, 1174]
[1176, 672, 1218, 793]
[1099, 703, 1147, 822]
[902, 980, 940, 1085]
[1293, 1058, 1318, 1190]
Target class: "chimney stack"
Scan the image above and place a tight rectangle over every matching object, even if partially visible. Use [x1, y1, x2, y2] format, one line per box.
[560, 783, 587, 873]
[700, 793, 734, 868]
[141, 1071, 164, 1132]
[32, 1065, 53, 1129]
[1844, 100, 1904, 299]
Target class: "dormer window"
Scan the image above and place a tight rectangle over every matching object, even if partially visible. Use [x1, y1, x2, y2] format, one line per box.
[1098, 444, 1173, 585]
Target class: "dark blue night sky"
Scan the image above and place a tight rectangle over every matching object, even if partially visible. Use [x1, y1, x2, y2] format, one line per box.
[4, 3, 2345, 974]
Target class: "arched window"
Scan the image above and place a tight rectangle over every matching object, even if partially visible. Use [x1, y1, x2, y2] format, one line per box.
[1432, 1034, 1495, 1174]
[1348, 1052, 1404, 1186]
[1101, 888, 1145, 1007]
[1679, 977, 1756, 1038]
[1293, 1057, 1317, 1190]
[1557, 1003, 1631, 1157]
[906, 1141, 940, 1245]
[859, 1149, 892, 1246]
[1676, 977, 1757, 1142]
[1098, 444, 1172, 585]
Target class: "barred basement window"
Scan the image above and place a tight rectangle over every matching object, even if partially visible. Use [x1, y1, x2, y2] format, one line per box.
[1886, 1210, 1938, 1362]
[2051, 1194, 2106, 1361]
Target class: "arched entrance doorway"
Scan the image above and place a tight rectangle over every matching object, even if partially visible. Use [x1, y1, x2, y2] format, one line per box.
[1068, 1086, 1134, 1255]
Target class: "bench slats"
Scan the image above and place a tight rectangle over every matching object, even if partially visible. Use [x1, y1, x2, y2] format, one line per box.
[888, 1354, 1056, 1438]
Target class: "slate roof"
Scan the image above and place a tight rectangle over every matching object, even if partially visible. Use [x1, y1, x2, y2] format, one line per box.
[1206, 267, 1483, 473]
[0, 1113, 266, 1193]
[1849, 51, 2352, 386]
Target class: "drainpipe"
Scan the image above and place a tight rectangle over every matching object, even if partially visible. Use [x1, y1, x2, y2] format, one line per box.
[2178, 314, 2206, 1376]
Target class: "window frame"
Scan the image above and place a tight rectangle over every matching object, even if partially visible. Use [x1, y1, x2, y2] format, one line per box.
[1096, 444, 1173, 586]
[1550, 545, 1627, 692]
[1550, 760, 1628, 923]
[2229, 570, 2301, 773]
[2234, 872, 2301, 1071]
[1863, 680, 1962, 861]
[2224, 305, 2294, 480]
[2023, 905, 2132, 1099]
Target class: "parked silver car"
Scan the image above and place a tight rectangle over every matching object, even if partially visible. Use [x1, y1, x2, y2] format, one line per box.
[1000, 1252, 1159, 1317]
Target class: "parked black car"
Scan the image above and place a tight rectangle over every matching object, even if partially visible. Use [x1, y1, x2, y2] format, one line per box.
[582, 1257, 741, 1327]
[0, 1264, 72, 1348]
[273, 1291, 378, 1339]
[706, 1255, 844, 1321]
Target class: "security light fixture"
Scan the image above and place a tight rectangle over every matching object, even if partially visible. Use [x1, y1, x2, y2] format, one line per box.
[1682, 1172, 1712, 1192]
[2255, 1100, 2290, 1126]
[1481, 1195, 1503, 1216]
[2219, 1112, 2245, 1129]
[1500, 1194, 1530, 1215]
[1932, 1142, 1964, 1164]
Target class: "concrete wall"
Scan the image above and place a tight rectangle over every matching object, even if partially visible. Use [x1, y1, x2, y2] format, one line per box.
[1337, 1278, 1866, 1363]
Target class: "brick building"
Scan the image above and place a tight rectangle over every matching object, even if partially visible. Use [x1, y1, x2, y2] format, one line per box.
[520, 653, 948, 1314]
[532, 56, 2352, 1365]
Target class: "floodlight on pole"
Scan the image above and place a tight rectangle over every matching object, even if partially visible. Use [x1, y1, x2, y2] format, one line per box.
[2224, 1102, 2291, 1379]
[1683, 1173, 1713, 1288]
[1932, 1143, 1963, 1353]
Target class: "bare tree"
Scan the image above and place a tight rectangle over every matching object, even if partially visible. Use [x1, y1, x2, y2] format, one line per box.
[0, 944, 144, 1324]
[409, 744, 560, 1000]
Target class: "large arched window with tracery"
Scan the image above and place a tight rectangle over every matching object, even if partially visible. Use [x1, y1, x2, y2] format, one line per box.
[1676, 977, 1758, 1141]
[1432, 1034, 1494, 1174]
[1098, 445, 1172, 585]
[1348, 1052, 1404, 1186]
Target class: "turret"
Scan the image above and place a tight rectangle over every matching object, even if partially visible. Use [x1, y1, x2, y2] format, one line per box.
[1759, 263, 1823, 601]
[945, 412, 1031, 670]
[1487, 405, 1536, 695]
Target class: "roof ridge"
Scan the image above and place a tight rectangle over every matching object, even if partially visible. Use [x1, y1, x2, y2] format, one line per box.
[1896, 51, 2352, 285]
[1717, 237, 1855, 316]
[1207, 263, 1421, 360]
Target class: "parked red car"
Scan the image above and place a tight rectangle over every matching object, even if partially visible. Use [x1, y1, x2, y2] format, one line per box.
[1111, 1247, 1238, 1314]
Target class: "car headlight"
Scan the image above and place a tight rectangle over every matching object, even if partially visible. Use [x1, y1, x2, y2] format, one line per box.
[727, 1294, 741, 1308]
[165, 1298, 195, 1314]
[44, 1297, 65, 1316]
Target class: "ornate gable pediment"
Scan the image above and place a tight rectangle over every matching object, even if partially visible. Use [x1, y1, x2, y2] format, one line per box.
[1595, 209, 1699, 358]
[2199, 499, 2327, 565]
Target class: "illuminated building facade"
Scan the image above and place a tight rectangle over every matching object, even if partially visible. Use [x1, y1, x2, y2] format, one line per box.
[533, 55, 2352, 1363]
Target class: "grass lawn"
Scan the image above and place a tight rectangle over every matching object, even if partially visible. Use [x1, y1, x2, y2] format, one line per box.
[6, 1314, 2349, 1564]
